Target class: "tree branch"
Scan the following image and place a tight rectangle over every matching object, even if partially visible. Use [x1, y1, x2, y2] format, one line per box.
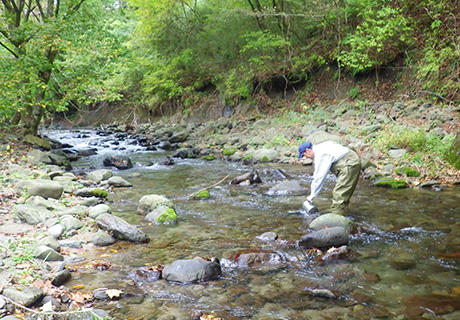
[0, 39, 18, 58]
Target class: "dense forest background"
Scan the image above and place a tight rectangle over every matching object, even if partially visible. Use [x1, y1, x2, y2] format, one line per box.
[0, 0, 458, 135]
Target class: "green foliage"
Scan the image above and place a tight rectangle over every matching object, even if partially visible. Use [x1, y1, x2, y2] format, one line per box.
[0, 0, 126, 134]
[338, 3, 413, 74]
[395, 167, 421, 177]
[0, 236, 41, 284]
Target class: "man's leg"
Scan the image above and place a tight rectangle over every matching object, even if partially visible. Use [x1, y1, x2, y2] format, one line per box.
[330, 151, 361, 214]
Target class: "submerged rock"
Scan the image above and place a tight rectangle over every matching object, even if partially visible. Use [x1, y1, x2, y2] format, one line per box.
[103, 155, 133, 170]
[96, 213, 149, 243]
[267, 180, 307, 196]
[298, 227, 349, 249]
[162, 258, 221, 283]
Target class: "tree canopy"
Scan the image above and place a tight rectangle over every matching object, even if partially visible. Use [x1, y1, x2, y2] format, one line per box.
[1, 0, 458, 133]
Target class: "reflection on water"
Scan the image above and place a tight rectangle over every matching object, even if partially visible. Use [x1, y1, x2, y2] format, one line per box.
[48, 130, 460, 319]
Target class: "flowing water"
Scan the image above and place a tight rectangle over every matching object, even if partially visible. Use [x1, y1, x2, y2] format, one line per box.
[47, 129, 460, 320]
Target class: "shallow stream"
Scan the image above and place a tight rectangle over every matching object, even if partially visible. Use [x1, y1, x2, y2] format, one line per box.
[47, 129, 460, 320]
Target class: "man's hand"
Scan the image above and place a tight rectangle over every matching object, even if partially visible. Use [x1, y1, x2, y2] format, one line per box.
[307, 195, 314, 202]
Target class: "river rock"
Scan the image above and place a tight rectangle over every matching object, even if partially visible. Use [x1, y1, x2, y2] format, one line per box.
[24, 135, 52, 150]
[298, 227, 349, 249]
[96, 213, 149, 243]
[2, 285, 44, 307]
[169, 130, 189, 143]
[267, 180, 307, 196]
[25, 195, 60, 210]
[48, 224, 64, 238]
[162, 258, 221, 283]
[51, 270, 72, 286]
[16, 179, 63, 199]
[74, 187, 108, 198]
[59, 215, 84, 232]
[103, 155, 133, 170]
[86, 169, 113, 183]
[236, 252, 284, 268]
[252, 148, 279, 162]
[15, 204, 54, 225]
[309, 213, 355, 233]
[137, 194, 174, 215]
[37, 236, 61, 252]
[108, 176, 133, 187]
[34, 245, 64, 261]
[145, 206, 178, 224]
[92, 230, 117, 246]
[88, 204, 112, 219]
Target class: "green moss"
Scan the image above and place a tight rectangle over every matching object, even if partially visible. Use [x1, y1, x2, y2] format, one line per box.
[374, 177, 408, 189]
[89, 189, 109, 198]
[446, 134, 460, 169]
[223, 147, 237, 156]
[189, 189, 210, 200]
[243, 155, 252, 161]
[202, 155, 216, 161]
[261, 155, 269, 162]
[395, 167, 421, 177]
[156, 208, 177, 224]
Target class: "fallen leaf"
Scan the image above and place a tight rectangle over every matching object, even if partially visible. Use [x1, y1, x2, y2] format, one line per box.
[73, 284, 85, 290]
[106, 289, 122, 299]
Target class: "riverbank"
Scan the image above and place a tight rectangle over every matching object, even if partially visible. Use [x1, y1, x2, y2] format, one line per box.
[0, 99, 459, 319]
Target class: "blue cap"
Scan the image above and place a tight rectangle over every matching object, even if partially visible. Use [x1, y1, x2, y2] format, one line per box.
[298, 141, 312, 159]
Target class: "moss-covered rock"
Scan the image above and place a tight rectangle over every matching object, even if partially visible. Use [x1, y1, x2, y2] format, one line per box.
[202, 155, 216, 161]
[374, 177, 408, 189]
[189, 189, 210, 200]
[395, 167, 421, 177]
[156, 208, 177, 224]
[74, 188, 109, 198]
[446, 133, 460, 169]
[223, 147, 237, 156]
[145, 206, 178, 224]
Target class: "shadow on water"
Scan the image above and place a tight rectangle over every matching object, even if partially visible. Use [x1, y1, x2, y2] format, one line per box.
[47, 130, 460, 319]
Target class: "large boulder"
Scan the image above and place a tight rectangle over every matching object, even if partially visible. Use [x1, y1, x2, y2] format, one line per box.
[96, 213, 149, 243]
[298, 227, 349, 249]
[137, 194, 174, 215]
[16, 179, 63, 199]
[162, 258, 221, 283]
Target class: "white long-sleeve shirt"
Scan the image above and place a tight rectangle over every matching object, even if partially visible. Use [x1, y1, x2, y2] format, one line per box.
[310, 141, 349, 198]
